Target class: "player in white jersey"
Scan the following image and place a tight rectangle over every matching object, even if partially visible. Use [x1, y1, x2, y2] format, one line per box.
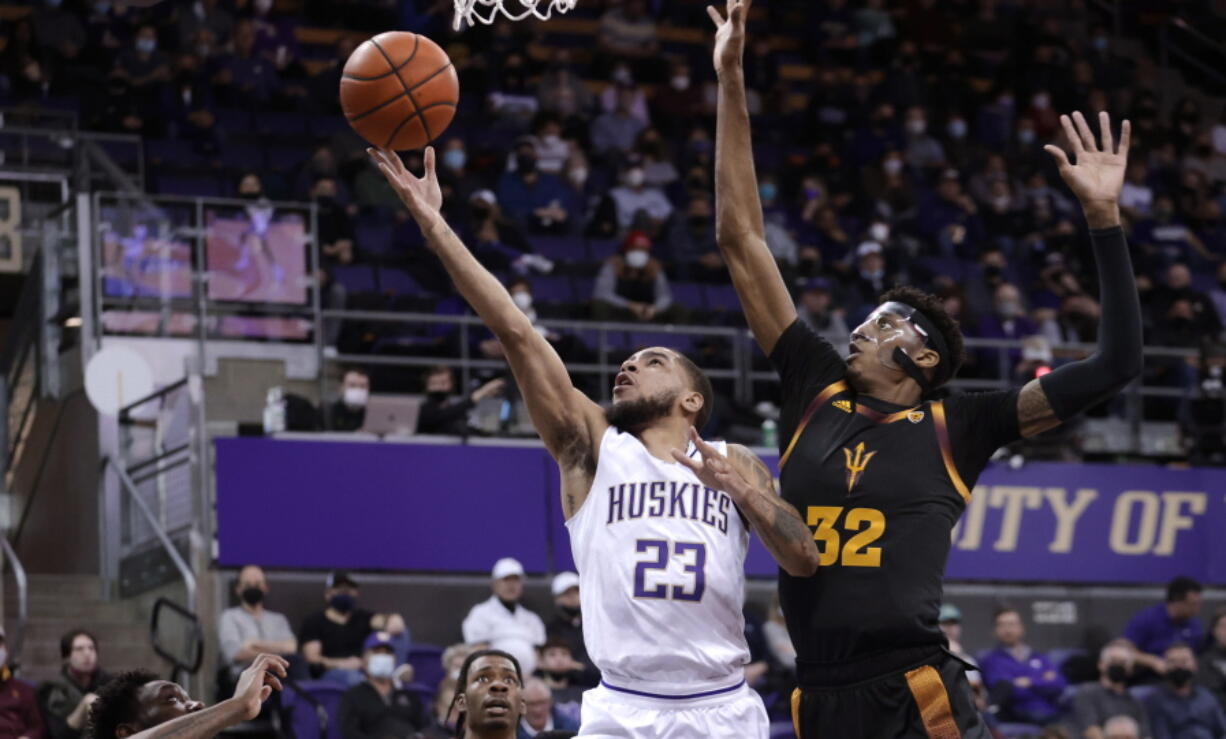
[368, 145, 820, 739]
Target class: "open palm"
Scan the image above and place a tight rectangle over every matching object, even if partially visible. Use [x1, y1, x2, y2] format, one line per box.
[368, 146, 443, 223]
[1043, 111, 1130, 207]
[709, 0, 751, 75]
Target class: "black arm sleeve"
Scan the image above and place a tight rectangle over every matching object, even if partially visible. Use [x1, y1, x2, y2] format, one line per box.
[1038, 226, 1144, 420]
[768, 320, 847, 443]
[944, 389, 1021, 485]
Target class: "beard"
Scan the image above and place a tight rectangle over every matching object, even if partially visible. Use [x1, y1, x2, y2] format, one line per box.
[604, 389, 678, 434]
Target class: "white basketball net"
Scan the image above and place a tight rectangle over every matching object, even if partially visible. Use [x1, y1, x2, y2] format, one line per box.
[453, 0, 579, 30]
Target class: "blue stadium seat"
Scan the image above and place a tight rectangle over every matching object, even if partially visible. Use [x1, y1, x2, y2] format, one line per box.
[626, 331, 696, 356]
[214, 108, 253, 134]
[146, 139, 205, 169]
[531, 235, 585, 261]
[280, 680, 344, 739]
[1048, 647, 1086, 672]
[329, 264, 377, 294]
[995, 723, 1044, 737]
[217, 140, 267, 171]
[1128, 684, 1157, 703]
[704, 284, 742, 313]
[587, 238, 620, 260]
[406, 644, 445, 694]
[155, 173, 224, 197]
[670, 282, 706, 311]
[309, 116, 351, 138]
[530, 276, 574, 304]
[267, 145, 311, 171]
[354, 222, 394, 258]
[377, 267, 422, 296]
[256, 111, 310, 138]
[769, 721, 796, 739]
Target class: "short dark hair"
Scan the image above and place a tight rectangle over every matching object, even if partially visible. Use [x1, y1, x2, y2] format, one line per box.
[878, 285, 966, 385]
[90, 669, 159, 739]
[993, 606, 1020, 623]
[425, 364, 452, 380]
[673, 351, 714, 432]
[60, 629, 97, 660]
[451, 649, 522, 739]
[1167, 576, 1203, 602]
[541, 636, 572, 654]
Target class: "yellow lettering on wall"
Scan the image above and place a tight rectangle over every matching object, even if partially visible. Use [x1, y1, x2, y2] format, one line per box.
[1045, 488, 1098, 553]
[1153, 492, 1207, 555]
[1110, 491, 1160, 555]
[991, 486, 1044, 552]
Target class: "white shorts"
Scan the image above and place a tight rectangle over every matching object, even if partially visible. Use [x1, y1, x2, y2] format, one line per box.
[577, 681, 769, 739]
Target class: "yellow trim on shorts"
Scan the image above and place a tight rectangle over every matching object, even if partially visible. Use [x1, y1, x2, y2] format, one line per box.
[904, 664, 962, 739]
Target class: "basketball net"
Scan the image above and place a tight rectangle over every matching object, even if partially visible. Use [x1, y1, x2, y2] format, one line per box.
[453, 0, 579, 30]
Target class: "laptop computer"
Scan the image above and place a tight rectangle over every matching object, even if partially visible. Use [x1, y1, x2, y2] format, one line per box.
[360, 394, 423, 436]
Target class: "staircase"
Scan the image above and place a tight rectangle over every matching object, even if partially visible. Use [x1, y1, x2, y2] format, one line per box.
[3, 574, 163, 684]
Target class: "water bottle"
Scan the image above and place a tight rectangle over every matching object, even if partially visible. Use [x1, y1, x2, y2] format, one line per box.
[263, 386, 286, 434]
[760, 418, 778, 448]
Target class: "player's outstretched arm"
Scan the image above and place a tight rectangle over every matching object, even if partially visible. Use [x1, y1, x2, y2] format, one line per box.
[710, 0, 797, 355]
[672, 428, 819, 577]
[125, 655, 287, 739]
[369, 148, 606, 477]
[1016, 112, 1143, 437]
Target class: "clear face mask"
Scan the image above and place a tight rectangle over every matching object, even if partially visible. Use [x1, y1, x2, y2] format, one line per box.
[854, 302, 929, 372]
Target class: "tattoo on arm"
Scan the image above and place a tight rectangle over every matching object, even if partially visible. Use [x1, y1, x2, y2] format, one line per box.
[1018, 379, 1061, 438]
[728, 446, 818, 576]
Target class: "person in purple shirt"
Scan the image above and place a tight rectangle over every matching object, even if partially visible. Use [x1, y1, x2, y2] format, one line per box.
[979, 607, 1067, 725]
[1124, 577, 1204, 680]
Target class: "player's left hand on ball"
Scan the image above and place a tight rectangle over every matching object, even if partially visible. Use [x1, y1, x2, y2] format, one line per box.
[671, 427, 746, 496]
[367, 146, 443, 222]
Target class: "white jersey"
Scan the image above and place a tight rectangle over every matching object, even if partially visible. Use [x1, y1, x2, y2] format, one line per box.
[566, 427, 751, 696]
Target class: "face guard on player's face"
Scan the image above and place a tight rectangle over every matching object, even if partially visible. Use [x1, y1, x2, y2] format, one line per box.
[460, 657, 523, 730]
[850, 302, 946, 394]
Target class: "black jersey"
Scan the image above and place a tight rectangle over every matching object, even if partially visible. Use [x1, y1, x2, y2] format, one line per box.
[770, 320, 1022, 667]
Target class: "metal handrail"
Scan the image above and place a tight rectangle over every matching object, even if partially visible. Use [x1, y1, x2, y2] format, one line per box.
[103, 456, 197, 613]
[0, 536, 28, 672]
[11, 389, 85, 546]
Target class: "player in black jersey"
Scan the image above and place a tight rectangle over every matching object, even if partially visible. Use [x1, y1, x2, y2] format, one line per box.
[709, 1, 1144, 736]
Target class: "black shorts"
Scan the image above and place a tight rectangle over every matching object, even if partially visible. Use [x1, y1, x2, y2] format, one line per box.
[790, 647, 989, 739]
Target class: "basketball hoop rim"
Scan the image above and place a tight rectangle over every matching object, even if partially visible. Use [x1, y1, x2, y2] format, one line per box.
[453, 0, 579, 30]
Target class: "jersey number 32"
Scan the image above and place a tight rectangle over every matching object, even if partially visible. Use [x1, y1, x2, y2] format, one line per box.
[807, 506, 886, 567]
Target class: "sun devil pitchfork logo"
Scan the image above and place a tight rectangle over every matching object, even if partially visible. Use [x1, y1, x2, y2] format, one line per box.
[842, 442, 877, 494]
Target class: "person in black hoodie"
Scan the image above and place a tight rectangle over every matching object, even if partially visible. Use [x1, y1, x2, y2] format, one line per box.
[418, 366, 506, 436]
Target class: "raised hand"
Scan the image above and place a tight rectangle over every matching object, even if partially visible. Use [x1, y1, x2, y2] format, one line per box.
[709, 0, 752, 77]
[367, 146, 443, 225]
[671, 427, 749, 499]
[1043, 111, 1130, 228]
[233, 653, 288, 720]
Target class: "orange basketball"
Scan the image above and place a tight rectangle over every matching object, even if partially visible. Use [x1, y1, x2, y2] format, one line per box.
[339, 32, 459, 151]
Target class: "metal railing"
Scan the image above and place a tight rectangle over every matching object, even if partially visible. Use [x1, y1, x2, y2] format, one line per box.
[103, 455, 197, 614]
[0, 536, 26, 672]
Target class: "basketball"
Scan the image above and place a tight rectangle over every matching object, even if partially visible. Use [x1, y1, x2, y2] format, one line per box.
[339, 31, 459, 151]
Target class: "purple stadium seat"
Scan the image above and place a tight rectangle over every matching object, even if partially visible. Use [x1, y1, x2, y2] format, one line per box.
[377, 267, 422, 296]
[155, 174, 224, 198]
[703, 284, 742, 313]
[214, 108, 253, 134]
[530, 235, 584, 261]
[626, 331, 696, 356]
[573, 278, 595, 303]
[406, 644, 445, 694]
[587, 239, 620, 260]
[994, 724, 1043, 737]
[670, 282, 706, 311]
[97, 139, 141, 169]
[218, 140, 267, 171]
[267, 145, 311, 171]
[256, 112, 310, 138]
[530, 276, 574, 303]
[354, 222, 394, 257]
[329, 264, 377, 293]
[280, 680, 345, 739]
[769, 721, 796, 739]
[146, 139, 205, 169]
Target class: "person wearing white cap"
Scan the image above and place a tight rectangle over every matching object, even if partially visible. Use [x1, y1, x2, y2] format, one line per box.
[462, 558, 547, 676]
[544, 572, 598, 688]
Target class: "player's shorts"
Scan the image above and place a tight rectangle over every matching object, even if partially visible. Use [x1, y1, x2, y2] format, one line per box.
[577, 679, 770, 738]
[791, 646, 990, 739]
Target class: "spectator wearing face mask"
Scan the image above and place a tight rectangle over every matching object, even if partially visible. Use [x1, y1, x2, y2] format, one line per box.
[796, 278, 850, 355]
[1072, 642, 1152, 739]
[592, 231, 679, 323]
[300, 571, 409, 687]
[608, 165, 673, 234]
[36, 630, 110, 739]
[0, 624, 44, 739]
[462, 558, 547, 676]
[218, 566, 297, 688]
[177, 0, 235, 50]
[903, 106, 947, 172]
[843, 241, 896, 324]
[110, 25, 169, 99]
[338, 632, 427, 739]
[650, 61, 702, 137]
[1145, 643, 1226, 739]
[974, 283, 1038, 379]
[544, 573, 596, 689]
[417, 365, 506, 436]
[327, 367, 369, 432]
[497, 139, 577, 235]
[534, 638, 586, 724]
[314, 177, 355, 266]
[591, 85, 647, 159]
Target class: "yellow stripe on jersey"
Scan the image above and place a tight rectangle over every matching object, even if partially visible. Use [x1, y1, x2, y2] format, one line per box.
[779, 381, 849, 469]
[932, 401, 972, 503]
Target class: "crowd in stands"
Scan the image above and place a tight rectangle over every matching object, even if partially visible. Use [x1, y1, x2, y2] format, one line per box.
[0, 569, 1222, 738]
[8, 0, 1226, 448]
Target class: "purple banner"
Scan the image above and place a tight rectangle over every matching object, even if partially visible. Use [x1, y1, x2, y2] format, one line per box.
[215, 438, 1226, 584]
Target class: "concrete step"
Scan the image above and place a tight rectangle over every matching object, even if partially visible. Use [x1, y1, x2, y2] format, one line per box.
[17, 574, 106, 599]
[5, 596, 143, 621]
[23, 619, 149, 645]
